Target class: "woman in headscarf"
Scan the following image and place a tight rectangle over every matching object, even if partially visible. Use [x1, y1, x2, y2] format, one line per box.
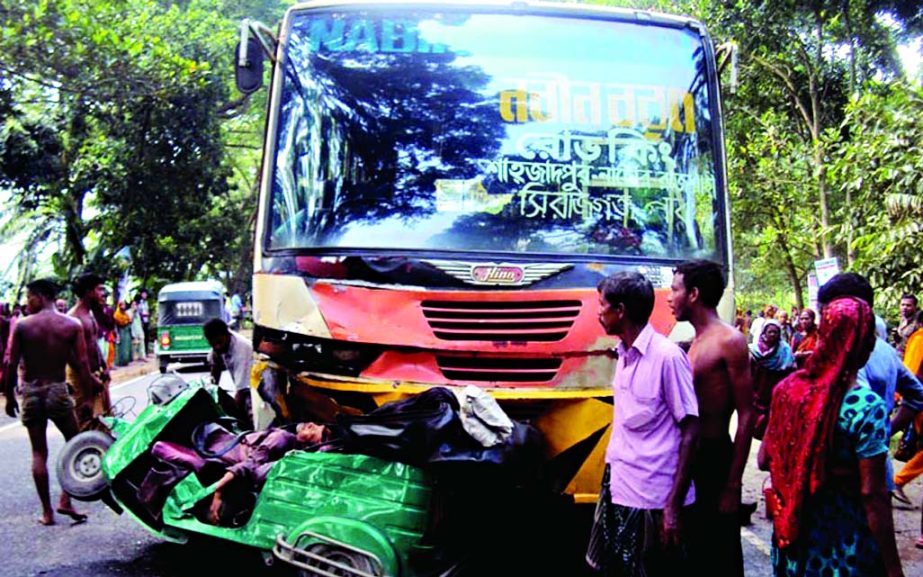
[758, 297, 904, 577]
[751, 319, 796, 439]
[750, 320, 795, 372]
[130, 298, 145, 361]
[790, 309, 819, 368]
[113, 300, 133, 367]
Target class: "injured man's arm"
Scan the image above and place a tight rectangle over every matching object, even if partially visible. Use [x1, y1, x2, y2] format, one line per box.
[208, 470, 239, 524]
[206, 422, 329, 525]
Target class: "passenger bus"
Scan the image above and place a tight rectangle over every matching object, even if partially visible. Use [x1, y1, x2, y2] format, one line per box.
[240, 0, 734, 503]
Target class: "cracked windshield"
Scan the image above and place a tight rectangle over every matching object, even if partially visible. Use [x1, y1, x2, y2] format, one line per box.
[269, 10, 720, 259]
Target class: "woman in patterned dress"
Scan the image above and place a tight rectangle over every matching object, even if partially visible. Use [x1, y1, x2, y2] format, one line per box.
[758, 296, 904, 577]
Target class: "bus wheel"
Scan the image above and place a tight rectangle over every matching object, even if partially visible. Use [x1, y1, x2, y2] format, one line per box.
[159, 357, 169, 374]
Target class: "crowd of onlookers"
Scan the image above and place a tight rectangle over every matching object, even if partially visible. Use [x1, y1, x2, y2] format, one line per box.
[109, 289, 152, 367]
[737, 295, 923, 375]
[0, 284, 252, 391]
[592, 266, 917, 577]
[0, 290, 153, 370]
[0, 284, 251, 376]
[1, 275, 252, 529]
[0, 289, 156, 400]
[741, 292, 923, 554]
[735, 304, 819, 366]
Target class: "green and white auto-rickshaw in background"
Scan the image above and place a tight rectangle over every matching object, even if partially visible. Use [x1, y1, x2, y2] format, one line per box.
[155, 281, 226, 373]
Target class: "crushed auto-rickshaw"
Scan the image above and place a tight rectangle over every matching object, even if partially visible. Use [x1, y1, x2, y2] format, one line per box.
[57, 376, 543, 576]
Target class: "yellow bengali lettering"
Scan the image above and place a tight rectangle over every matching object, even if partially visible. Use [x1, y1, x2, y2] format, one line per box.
[499, 79, 695, 135]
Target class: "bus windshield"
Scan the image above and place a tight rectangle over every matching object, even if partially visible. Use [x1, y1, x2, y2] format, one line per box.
[267, 8, 722, 260]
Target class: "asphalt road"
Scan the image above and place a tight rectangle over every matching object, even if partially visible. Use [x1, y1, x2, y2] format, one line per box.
[0, 367, 921, 576]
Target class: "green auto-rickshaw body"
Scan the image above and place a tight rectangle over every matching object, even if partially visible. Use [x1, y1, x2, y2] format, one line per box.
[101, 382, 433, 576]
[154, 281, 225, 373]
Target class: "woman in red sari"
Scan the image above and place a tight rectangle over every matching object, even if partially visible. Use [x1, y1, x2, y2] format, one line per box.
[790, 308, 819, 368]
[759, 297, 904, 577]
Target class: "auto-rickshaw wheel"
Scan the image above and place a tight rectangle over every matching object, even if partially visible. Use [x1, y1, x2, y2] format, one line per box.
[56, 430, 114, 501]
[297, 543, 381, 577]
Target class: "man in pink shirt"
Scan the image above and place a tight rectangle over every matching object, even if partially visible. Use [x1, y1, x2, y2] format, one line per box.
[587, 271, 699, 576]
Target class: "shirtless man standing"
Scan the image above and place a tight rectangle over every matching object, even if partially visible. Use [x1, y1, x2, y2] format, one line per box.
[69, 273, 111, 429]
[4, 279, 102, 525]
[668, 260, 754, 577]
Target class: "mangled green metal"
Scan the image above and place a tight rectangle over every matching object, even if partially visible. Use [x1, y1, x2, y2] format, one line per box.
[159, 452, 432, 552]
[103, 385, 216, 479]
[100, 382, 434, 576]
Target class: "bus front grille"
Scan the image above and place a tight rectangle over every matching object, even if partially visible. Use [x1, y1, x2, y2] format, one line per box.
[435, 356, 563, 382]
[421, 299, 582, 342]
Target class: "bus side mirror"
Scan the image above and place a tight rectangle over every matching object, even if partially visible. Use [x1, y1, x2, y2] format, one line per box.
[236, 36, 264, 94]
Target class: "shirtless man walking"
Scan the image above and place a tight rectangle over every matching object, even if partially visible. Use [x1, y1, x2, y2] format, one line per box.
[69, 273, 111, 429]
[4, 279, 103, 525]
[668, 260, 754, 577]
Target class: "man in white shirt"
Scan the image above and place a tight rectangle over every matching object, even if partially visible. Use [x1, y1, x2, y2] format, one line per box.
[204, 318, 253, 428]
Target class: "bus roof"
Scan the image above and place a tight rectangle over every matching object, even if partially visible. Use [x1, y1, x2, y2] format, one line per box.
[284, 0, 702, 30]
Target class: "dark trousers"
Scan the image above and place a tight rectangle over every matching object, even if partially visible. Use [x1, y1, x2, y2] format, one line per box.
[689, 436, 744, 577]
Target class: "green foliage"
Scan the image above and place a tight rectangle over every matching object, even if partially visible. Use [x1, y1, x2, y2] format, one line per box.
[0, 0, 278, 298]
[711, 0, 920, 306]
[830, 82, 923, 306]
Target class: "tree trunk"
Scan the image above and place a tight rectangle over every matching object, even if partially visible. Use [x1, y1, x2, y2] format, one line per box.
[842, 0, 857, 95]
[232, 206, 256, 294]
[775, 217, 805, 308]
[62, 190, 87, 269]
[785, 259, 804, 310]
[841, 0, 860, 266]
[232, 179, 260, 294]
[846, 187, 856, 267]
[811, 8, 833, 260]
[814, 144, 833, 258]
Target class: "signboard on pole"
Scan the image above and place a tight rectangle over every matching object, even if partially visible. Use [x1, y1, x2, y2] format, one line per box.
[807, 272, 819, 313]
[814, 257, 840, 287]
